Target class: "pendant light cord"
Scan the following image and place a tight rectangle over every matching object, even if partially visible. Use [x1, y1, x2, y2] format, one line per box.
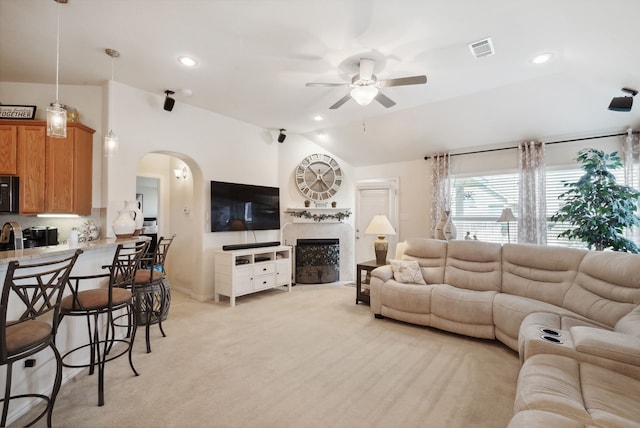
[55, 0, 60, 103]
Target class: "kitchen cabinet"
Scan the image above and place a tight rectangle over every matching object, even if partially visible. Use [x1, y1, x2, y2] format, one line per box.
[45, 125, 94, 215]
[1, 120, 95, 215]
[0, 125, 18, 175]
[17, 125, 46, 213]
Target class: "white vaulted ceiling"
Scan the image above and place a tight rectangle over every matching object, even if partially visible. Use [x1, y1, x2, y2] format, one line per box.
[1, 0, 639, 166]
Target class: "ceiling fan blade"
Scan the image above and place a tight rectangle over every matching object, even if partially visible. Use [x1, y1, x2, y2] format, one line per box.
[359, 58, 375, 81]
[329, 94, 352, 109]
[306, 82, 348, 87]
[375, 92, 396, 108]
[379, 75, 427, 87]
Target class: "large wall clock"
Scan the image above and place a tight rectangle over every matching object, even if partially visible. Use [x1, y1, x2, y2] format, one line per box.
[295, 153, 343, 201]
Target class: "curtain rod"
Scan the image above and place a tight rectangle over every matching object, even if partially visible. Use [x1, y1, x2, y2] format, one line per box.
[423, 130, 639, 160]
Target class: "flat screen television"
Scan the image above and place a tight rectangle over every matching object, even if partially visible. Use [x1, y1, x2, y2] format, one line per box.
[211, 181, 281, 232]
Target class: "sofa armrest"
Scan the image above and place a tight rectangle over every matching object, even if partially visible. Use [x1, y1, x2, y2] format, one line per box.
[371, 265, 393, 282]
[570, 326, 640, 367]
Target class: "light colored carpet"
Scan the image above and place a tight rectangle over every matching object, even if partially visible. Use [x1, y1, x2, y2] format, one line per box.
[20, 284, 519, 428]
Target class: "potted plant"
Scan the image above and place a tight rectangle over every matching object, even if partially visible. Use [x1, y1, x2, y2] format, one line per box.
[550, 148, 640, 252]
[304, 199, 311, 207]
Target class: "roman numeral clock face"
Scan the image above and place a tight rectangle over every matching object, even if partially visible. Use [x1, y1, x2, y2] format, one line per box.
[295, 154, 343, 201]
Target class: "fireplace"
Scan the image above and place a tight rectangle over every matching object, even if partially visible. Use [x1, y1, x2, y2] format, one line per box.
[295, 239, 340, 284]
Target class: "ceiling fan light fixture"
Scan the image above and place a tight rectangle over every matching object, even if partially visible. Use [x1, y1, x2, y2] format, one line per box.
[350, 85, 378, 106]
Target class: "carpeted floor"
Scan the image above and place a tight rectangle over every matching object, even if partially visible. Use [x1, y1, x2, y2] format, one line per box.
[19, 284, 519, 428]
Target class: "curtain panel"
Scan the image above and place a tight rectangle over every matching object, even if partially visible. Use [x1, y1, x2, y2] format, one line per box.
[430, 153, 451, 238]
[622, 129, 640, 243]
[518, 141, 547, 245]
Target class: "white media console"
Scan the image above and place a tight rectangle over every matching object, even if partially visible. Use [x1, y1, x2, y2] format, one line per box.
[214, 245, 292, 307]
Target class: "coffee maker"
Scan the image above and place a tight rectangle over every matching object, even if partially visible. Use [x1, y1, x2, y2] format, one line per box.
[23, 227, 58, 247]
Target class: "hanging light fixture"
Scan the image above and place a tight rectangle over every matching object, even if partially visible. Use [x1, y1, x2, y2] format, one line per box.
[104, 48, 120, 157]
[350, 85, 379, 106]
[46, 0, 67, 138]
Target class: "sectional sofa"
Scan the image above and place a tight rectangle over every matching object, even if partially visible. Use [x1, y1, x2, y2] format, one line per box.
[369, 238, 640, 427]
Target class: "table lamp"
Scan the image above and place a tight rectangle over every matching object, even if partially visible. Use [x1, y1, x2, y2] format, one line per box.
[365, 214, 396, 265]
[497, 207, 516, 243]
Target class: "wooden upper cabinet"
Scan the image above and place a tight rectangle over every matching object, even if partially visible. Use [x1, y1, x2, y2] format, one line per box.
[17, 125, 46, 214]
[46, 125, 94, 215]
[0, 125, 18, 175]
[1, 120, 95, 215]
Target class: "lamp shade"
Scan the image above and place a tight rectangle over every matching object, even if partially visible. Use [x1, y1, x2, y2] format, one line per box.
[497, 208, 516, 222]
[350, 86, 379, 106]
[365, 214, 396, 236]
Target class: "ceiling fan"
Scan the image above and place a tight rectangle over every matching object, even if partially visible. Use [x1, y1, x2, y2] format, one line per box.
[305, 58, 427, 109]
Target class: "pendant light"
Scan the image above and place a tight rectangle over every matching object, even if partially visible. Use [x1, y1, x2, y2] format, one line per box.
[104, 48, 120, 157]
[46, 0, 67, 138]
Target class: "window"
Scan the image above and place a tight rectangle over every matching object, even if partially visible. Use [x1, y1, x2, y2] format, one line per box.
[451, 167, 629, 247]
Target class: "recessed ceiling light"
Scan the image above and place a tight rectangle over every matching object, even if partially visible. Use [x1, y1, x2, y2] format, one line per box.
[313, 115, 324, 121]
[531, 53, 553, 64]
[178, 56, 198, 67]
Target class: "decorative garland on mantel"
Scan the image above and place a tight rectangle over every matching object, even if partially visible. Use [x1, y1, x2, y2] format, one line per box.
[287, 209, 351, 222]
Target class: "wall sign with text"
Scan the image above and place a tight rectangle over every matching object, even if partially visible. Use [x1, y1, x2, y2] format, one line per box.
[0, 105, 37, 120]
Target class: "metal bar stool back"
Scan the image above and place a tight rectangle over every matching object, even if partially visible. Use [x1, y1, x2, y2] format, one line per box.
[58, 240, 147, 407]
[0, 250, 82, 427]
[133, 234, 175, 353]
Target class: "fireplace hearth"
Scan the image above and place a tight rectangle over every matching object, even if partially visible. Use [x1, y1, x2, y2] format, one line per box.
[295, 239, 340, 284]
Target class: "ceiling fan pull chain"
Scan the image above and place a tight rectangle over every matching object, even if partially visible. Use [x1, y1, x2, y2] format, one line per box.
[362, 119, 366, 133]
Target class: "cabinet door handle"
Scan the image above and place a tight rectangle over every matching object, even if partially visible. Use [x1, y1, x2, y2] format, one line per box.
[262, 281, 267, 285]
[262, 267, 267, 272]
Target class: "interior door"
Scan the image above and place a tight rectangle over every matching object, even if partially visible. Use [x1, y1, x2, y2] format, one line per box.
[355, 179, 399, 263]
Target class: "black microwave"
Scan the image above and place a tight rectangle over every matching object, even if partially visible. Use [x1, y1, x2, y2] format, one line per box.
[0, 176, 19, 213]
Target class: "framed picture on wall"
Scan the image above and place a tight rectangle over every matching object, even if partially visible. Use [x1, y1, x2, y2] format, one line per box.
[136, 193, 143, 212]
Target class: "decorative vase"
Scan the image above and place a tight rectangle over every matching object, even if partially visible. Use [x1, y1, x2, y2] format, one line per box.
[435, 210, 447, 240]
[125, 200, 144, 235]
[443, 211, 457, 240]
[112, 209, 136, 239]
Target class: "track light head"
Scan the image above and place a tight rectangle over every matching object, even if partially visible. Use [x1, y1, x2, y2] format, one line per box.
[164, 90, 175, 112]
[278, 129, 286, 143]
[608, 87, 638, 112]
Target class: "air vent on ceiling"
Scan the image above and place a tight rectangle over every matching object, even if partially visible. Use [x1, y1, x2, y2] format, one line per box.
[469, 38, 495, 58]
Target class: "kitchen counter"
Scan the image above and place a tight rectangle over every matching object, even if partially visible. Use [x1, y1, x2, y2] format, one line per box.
[0, 236, 150, 265]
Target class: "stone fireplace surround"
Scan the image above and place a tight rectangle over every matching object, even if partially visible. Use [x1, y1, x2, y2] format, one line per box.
[282, 221, 355, 283]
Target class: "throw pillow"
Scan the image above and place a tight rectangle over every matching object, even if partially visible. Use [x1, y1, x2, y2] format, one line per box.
[390, 260, 426, 285]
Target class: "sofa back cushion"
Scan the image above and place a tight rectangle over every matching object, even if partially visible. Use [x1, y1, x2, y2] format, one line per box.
[401, 238, 448, 284]
[501, 243, 586, 307]
[443, 240, 502, 292]
[564, 251, 640, 327]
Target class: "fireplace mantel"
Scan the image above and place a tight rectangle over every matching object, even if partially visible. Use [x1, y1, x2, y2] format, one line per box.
[284, 208, 352, 223]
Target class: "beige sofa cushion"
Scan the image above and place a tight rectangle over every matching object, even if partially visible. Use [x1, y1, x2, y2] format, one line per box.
[444, 240, 502, 292]
[515, 354, 640, 427]
[431, 285, 496, 339]
[508, 410, 591, 427]
[615, 306, 640, 338]
[564, 251, 640, 328]
[401, 238, 447, 284]
[501, 243, 585, 307]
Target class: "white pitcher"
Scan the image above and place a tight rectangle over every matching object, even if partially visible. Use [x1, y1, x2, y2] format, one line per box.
[112, 209, 136, 238]
[124, 200, 144, 235]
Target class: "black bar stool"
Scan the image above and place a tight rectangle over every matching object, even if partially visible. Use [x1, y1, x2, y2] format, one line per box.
[0, 250, 82, 427]
[132, 234, 175, 353]
[57, 241, 147, 406]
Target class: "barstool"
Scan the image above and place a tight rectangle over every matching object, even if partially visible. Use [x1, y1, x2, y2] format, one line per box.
[58, 240, 147, 406]
[0, 250, 82, 427]
[132, 234, 175, 353]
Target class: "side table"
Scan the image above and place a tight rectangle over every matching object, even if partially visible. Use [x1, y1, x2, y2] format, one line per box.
[356, 259, 387, 305]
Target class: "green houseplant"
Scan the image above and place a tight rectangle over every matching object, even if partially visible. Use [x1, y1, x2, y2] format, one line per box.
[550, 148, 640, 252]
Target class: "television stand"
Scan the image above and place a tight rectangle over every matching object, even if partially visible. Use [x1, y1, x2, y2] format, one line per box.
[214, 245, 292, 307]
